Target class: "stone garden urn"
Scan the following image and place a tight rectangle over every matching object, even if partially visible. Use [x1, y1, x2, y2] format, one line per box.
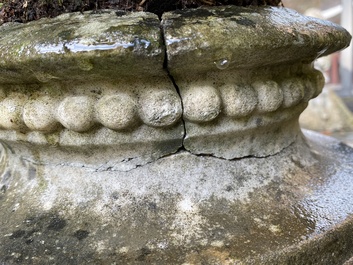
[0, 5, 352, 265]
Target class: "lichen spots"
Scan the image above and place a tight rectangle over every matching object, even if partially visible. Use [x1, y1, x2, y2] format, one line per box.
[76, 58, 94, 71]
[9, 229, 26, 239]
[73, 229, 89, 240]
[47, 216, 67, 231]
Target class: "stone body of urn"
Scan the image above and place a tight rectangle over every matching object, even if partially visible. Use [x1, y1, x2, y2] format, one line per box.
[0, 6, 352, 264]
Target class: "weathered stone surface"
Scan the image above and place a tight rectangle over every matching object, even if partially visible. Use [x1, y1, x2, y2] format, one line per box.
[1, 131, 353, 264]
[162, 6, 351, 74]
[174, 65, 325, 158]
[162, 7, 350, 158]
[0, 11, 184, 165]
[0, 11, 164, 82]
[0, 7, 350, 159]
[0, 6, 352, 264]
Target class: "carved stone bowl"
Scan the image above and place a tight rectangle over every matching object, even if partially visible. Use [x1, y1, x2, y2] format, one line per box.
[0, 6, 352, 264]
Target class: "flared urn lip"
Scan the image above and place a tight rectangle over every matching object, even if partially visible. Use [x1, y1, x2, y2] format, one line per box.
[163, 6, 352, 74]
[0, 6, 350, 83]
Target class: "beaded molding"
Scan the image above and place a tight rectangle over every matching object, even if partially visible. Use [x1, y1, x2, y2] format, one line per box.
[0, 88, 182, 133]
[0, 69, 324, 134]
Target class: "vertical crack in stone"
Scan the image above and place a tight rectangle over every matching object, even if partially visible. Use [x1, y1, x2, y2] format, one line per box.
[160, 23, 187, 151]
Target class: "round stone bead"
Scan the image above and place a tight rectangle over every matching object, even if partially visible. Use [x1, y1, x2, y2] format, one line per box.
[281, 78, 305, 108]
[0, 95, 27, 130]
[23, 97, 59, 132]
[138, 90, 182, 127]
[302, 78, 317, 103]
[57, 96, 95, 132]
[253, 81, 283, 113]
[96, 94, 137, 130]
[183, 85, 221, 122]
[220, 84, 257, 117]
[311, 69, 325, 98]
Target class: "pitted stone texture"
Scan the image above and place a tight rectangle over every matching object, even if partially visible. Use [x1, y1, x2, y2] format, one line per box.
[57, 96, 96, 132]
[310, 69, 326, 98]
[1, 132, 353, 264]
[0, 94, 27, 131]
[220, 84, 257, 117]
[253, 80, 283, 113]
[0, 7, 352, 264]
[0, 6, 349, 162]
[138, 89, 182, 127]
[344, 256, 353, 265]
[182, 83, 221, 122]
[96, 93, 138, 130]
[281, 78, 305, 108]
[23, 97, 59, 132]
[302, 69, 326, 102]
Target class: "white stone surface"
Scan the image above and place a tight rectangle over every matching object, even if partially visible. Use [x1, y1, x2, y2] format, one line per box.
[96, 94, 138, 130]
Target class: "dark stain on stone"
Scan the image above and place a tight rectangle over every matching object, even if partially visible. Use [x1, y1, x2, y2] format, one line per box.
[28, 166, 36, 180]
[115, 10, 127, 17]
[337, 142, 353, 153]
[231, 17, 256, 27]
[225, 185, 234, 192]
[25, 238, 34, 244]
[273, 127, 281, 135]
[217, 6, 258, 17]
[1, 170, 12, 182]
[136, 247, 152, 261]
[237, 175, 246, 187]
[47, 216, 67, 231]
[73, 229, 90, 240]
[291, 155, 305, 169]
[0, 185, 6, 193]
[111, 191, 119, 200]
[57, 29, 74, 40]
[90, 89, 102, 95]
[9, 229, 26, 239]
[148, 202, 157, 210]
[24, 229, 39, 240]
[256, 118, 263, 126]
[173, 8, 213, 19]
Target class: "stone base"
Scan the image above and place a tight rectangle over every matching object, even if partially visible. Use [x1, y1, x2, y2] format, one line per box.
[0, 130, 353, 264]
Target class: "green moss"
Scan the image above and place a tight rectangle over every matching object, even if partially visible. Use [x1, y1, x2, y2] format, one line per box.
[26, 147, 48, 192]
[44, 132, 60, 146]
